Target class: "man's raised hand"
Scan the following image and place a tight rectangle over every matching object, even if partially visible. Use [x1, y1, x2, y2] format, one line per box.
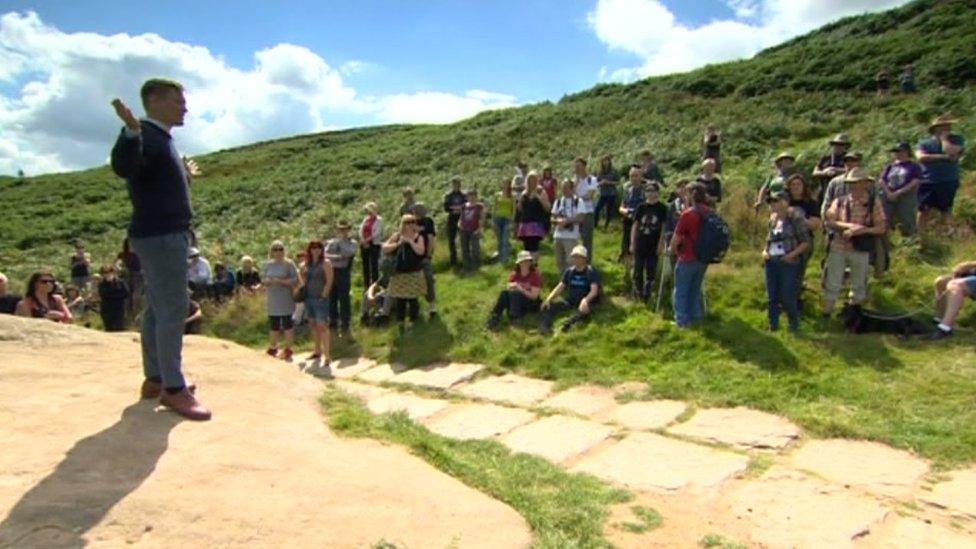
[111, 98, 140, 132]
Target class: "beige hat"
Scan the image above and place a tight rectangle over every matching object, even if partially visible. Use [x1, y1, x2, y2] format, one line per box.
[928, 114, 958, 132]
[829, 133, 851, 145]
[515, 250, 533, 264]
[334, 219, 352, 230]
[570, 245, 588, 259]
[774, 151, 795, 163]
[844, 167, 874, 183]
[363, 201, 378, 214]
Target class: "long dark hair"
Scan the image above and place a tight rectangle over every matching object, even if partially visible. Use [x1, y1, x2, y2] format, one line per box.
[305, 239, 324, 266]
[25, 269, 54, 301]
[786, 173, 811, 202]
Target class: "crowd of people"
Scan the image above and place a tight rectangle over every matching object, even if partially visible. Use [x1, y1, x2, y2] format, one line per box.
[0, 78, 968, 423]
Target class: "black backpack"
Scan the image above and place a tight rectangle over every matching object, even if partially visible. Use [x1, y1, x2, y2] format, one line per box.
[694, 207, 731, 264]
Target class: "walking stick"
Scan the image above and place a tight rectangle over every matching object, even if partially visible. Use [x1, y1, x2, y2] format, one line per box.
[655, 253, 671, 312]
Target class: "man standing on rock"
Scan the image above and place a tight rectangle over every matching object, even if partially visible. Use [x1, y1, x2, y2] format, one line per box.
[110, 79, 210, 421]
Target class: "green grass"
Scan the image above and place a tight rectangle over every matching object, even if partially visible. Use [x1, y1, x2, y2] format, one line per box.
[699, 533, 747, 549]
[617, 505, 663, 534]
[320, 386, 631, 548]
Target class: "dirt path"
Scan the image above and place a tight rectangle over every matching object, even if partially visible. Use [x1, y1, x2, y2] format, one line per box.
[327, 362, 976, 548]
[0, 316, 531, 548]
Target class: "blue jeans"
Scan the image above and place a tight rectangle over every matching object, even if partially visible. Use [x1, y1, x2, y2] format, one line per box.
[329, 267, 352, 328]
[673, 260, 706, 327]
[130, 231, 190, 389]
[764, 259, 800, 330]
[493, 216, 512, 264]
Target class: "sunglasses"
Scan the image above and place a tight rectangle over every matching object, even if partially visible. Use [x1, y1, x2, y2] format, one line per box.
[271, 247, 284, 251]
[39, 278, 55, 284]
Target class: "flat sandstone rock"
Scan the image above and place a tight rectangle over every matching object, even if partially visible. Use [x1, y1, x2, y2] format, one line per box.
[393, 362, 485, 390]
[356, 362, 409, 383]
[875, 517, 976, 548]
[422, 403, 536, 440]
[330, 357, 379, 379]
[667, 406, 800, 450]
[571, 432, 748, 491]
[730, 467, 890, 548]
[458, 374, 555, 406]
[540, 385, 618, 418]
[333, 380, 390, 402]
[500, 415, 616, 464]
[789, 439, 928, 499]
[366, 392, 450, 420]
[610, 400, 687, 430]
[921, 468, 976, 519]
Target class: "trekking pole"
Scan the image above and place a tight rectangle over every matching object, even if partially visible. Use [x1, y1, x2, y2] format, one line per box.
[655, 253, 670, 312]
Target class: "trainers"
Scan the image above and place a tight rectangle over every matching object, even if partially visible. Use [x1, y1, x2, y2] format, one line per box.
[282, 348, 294, 362]
[159, 388, 211, 421]
[928, 328, 953, 340]
[266, 347, 278, 358]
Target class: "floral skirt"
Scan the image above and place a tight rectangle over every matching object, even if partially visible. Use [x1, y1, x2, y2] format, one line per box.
[388, 270, 426, 299]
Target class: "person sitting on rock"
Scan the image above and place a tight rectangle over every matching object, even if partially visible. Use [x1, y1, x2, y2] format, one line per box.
[487, 250, 543, 330]
[16, 270, 72, 324]
[539, 245, 601, 334]
[212, 262, 236, 301]
[0, 272, 23, 315]
[931, 260, 976, 340]
[63, 284, 87, 319]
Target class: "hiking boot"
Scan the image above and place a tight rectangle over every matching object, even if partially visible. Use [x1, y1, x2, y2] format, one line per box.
[159, 388, 211, 421]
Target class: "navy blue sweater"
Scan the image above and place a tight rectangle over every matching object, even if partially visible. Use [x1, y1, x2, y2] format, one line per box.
[110, 121, 192, 238]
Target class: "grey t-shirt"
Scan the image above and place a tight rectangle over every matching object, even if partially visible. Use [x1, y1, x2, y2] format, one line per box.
[304, 260, 329, 297]
[262, 259, 299, 316]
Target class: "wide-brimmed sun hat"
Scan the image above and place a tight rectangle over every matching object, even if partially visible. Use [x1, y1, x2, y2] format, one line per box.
[363, 202, 378, 214]
[928, 114, 958, 132]
[334, 220, 352, 230]
[774, 152, 795, 163]
[570, 245, 588, 258]
[844, 167, 874, 183]
[829, 133, 851, 146]
[515, 250, 534, 264]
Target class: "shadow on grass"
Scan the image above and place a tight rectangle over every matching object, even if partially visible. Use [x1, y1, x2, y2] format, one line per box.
[701, 317, 802, 372]
[796, 330, 903, 372]
[389, 315, 454, 368]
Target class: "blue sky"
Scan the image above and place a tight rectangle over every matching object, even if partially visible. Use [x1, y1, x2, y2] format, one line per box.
[0, 0, 907, 173]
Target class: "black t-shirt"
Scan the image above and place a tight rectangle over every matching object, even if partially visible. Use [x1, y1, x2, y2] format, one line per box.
[0, 293, 22, 315]
[561, 265, 601, 307]
[789, 198, 821, 219]
[696, 176, 722, 202]
[236, 270, 261, 288]
[98, 280, 128, 317]
[185, 301, 202, 335]
[417, 217, 436, 258]
[633, 202, 668, 249]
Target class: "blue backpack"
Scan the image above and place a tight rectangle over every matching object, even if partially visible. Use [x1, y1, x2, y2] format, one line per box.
[694, 207, 731, 264]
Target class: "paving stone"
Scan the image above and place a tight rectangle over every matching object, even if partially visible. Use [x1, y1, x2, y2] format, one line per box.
[789, 439, 928, 499]
[730, 467, 890, 548]
[667, 406, 800, 450]
[457, 374, 555, 407]
[921, 468, 976, 519]
[333, 380, 390, 402]
[571, 432, 748, 491]
[366, 392, 450, 421]
[609, 400, 687, 430]
[612, 381, 648, 396]
[422, 403, 536, 441]
[876, 517, 976, 548]
[393, 362, 485, 390]
[540, 385, 617, 417]
[500, 416, 616, 464]
[330, 357, 379, 379]
[357, 362, 409, 383]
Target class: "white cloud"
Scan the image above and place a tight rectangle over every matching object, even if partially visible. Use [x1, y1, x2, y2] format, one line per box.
[0, 11, 518, 175]
[589, 0, 910, 80]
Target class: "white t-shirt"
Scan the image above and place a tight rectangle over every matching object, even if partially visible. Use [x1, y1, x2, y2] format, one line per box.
[575, 174, 598, 213]
[551, 196, 581, 240]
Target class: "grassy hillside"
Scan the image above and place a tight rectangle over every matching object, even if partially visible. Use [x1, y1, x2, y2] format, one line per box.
[1, 0, 975, 466]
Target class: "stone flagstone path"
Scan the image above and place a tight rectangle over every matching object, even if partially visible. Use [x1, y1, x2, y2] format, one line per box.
[316, 358, 976, 548]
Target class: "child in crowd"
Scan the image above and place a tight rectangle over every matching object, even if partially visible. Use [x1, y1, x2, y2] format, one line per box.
[630, 183, 667, 302]
[459, 189, 486, 270]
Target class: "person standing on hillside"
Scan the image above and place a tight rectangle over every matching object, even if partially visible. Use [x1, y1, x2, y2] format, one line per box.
[630, 183, 667, 303]
[458, 189, 486, 271]
[696, 159, 722, 205]
[573, 158, 598, 261]
[670, 184, 710, 328]
[398, 187, 416, 217]
[618, 166, 646, 262]
[701, 124, 722, 173]
[0, 272, 23, 315]
[762, 191, 811, 332]
[551, 179, 583, 274]
[540, 166, 558, 204]
[383, 214, 427, 328]
[755, 152, 796, 209]
[325, 220, 357, 336]
[69, 243, 92, 292]
[443, 177, 466, 267]
[917, 115, 966, 234]
[594, 154, 619, 230]
[359, 202, 384, 290]
[262, 240, 301, 362]
[812, 134, 850, 205]
[491, 177, 515, 265]
[116, 238, 142, 318]
[110, 79, 210, 420]
[880, 141, 922, 237]
[515, 174, 551, 263]
[413, 203, 439, 318]
[819, 152, 865, 220]
[638, 151, 666, 187]
[98, 264, 129, 332]
[899, 65, 916, 94]
[302, 240, 334, 363]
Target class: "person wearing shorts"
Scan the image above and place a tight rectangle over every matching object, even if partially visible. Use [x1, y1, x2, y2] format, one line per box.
[262, 240, 300, 362]
[917, 115, 965, 232]
[931, 260, 976, 339]
[303, 239, 334, 363]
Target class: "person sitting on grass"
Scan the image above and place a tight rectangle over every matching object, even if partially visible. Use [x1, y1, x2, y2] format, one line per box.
[0, 272, 23, 315]
[98, 264, 129, 332]
[303, 239, 335, 363]
[487, 250, 543, 330]
[262, 240, 301, 362]
[458, 189, 486, 271]
[361, 254, 395, 327]
[212, 262, 236, 301]
[16, 270, 72, 324]
[187, 247, 212, 300]
[184, 293, 203, 335]
[762, 191, 811, 332]
[630, 183, 667, 303]
[64, 284, 87, 319]
[236, 255, 262, 293]
[931, 260, 976, 340]
[539, 245, 601, 335]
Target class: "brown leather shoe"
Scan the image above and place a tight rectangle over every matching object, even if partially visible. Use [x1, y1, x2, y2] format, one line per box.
[159, 388, 211, 421]
[141, 379, 197, 399]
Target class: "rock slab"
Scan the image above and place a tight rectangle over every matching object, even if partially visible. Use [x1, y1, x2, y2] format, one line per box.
[730, 467, 890, 548]
[333, 380, 390, 402]
[789, 439, 928, 499]
[330, 357, 379, 379]
[366, 392, 450, 420]
[668, 406, 800, 450]
[393, 362, 485, 390]
[571, 432, 748, 491]
[922, 468, 976, 518]
[610, 400, 687, 430]
[423, 403, 536, 440]
[357, 362, 409, 383]
[500, 416, 616, 464]
[458, 374, 555, 407]
[540, 385, 618, 418]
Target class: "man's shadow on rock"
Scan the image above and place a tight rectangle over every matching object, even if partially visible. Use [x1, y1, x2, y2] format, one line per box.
[0, 402, 179, 548]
